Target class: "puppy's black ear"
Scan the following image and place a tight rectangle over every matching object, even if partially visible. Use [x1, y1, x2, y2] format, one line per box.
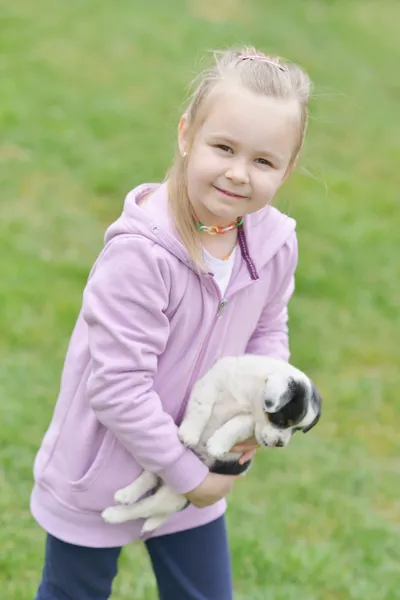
[274, 377, 308, 412]
[303, 383, 322, 433]
[267, 378, 308, 429]
[311, 383, 323, 410]
[302, 412, 320, 433]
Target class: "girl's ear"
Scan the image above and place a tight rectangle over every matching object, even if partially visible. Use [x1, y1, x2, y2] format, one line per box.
[178, 113, 189, 157]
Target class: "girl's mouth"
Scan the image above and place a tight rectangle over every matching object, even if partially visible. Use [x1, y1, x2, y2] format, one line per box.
[213, 186, 247, 199]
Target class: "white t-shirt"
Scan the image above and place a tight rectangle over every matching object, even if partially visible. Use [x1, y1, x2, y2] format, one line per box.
[202, 246, 237, 297]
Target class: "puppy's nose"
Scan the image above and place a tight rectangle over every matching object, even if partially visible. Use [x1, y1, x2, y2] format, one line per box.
[275, 440, 284, 447]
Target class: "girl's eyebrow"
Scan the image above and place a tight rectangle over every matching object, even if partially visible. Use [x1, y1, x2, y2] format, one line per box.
[206, 133, 236, 143]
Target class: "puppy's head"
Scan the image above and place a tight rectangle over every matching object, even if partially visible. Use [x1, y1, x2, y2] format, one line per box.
[255, 368, 322, 448]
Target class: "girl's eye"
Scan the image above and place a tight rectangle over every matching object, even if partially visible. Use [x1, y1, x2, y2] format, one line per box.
[256, 158, 273, 167]
[216, 144, 233, 153]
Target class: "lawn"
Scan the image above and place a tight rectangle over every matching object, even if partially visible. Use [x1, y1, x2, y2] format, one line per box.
[1, 1, 399, 598]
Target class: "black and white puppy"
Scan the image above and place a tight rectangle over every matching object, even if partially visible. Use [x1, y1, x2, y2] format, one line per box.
[102, 355, 322, 533]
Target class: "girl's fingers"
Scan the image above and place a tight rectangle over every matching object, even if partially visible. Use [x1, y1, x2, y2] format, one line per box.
[231, 442, 258, 452]
[238, 449, 257, 464]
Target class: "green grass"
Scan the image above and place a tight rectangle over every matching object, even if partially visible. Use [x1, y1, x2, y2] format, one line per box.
[1, 1, 399, 598]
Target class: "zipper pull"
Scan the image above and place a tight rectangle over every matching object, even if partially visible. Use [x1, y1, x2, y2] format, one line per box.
[217, 299, 228, 317]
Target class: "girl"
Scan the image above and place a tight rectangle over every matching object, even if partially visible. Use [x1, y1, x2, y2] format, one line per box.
[32, 47, 312, 599]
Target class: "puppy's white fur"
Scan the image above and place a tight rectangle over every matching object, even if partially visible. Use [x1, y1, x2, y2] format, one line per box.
[102, 355, 319, 533]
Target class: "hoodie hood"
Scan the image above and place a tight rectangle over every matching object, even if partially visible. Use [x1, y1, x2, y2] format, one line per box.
[104, 182, 296, 272]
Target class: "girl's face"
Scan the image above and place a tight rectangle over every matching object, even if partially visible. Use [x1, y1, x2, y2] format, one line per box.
[179, 84, 300, 226]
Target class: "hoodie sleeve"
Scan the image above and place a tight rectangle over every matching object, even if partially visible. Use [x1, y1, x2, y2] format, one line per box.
[245, 232, 298, 362]
[82, 235, 209, 494]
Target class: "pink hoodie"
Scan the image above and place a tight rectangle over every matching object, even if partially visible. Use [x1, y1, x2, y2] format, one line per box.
[30, 182, 298, 547]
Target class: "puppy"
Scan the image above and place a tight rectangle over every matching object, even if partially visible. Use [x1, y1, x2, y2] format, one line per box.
[102, 355, 322, 533]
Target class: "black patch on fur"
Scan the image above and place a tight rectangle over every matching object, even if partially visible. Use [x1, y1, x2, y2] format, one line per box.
[267, 378, 308, 429]
[210, 459, 252, 476]
[179, 500, 191, 511]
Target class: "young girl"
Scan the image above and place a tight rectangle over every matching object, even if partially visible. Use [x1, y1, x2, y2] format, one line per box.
[32, 47, 312, 599]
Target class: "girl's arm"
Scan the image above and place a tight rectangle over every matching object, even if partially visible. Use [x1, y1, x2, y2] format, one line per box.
[82, 234, 209, 495]
[245, 232, 298, 362]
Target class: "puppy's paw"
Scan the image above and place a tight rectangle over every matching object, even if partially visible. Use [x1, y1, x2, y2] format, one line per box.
[114, 486, 138, 505]
[114, 472, 159, 505]
[206, 437, 227, 459]
[102, 505, 132, 525]
[178, 422, 200, 449]
[141, 516, 168, 534]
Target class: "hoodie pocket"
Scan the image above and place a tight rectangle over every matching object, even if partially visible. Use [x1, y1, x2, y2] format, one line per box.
[69, 429, 117, 492]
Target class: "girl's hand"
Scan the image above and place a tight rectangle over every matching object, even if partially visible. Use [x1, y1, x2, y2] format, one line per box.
[230, 437, 259, 464]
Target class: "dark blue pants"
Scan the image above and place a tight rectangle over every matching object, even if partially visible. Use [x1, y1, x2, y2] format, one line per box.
[35, 516, 233, 600]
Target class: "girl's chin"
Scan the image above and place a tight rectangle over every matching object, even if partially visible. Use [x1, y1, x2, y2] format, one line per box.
[204, 211, 241, 226]
[190, 194, 244, 225]
[203, 202, 243, 224]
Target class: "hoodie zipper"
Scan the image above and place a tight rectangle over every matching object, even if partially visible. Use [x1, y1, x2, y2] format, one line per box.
[217, 298, 228, 317]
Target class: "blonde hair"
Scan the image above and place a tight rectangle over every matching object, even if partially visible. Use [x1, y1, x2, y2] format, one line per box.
[167, 46, 313, 269]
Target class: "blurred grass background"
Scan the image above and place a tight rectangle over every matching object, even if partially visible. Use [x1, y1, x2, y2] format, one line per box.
[1, 1, 399, 598]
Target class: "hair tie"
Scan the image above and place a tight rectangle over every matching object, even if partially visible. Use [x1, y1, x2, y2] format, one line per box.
[238, 54, 288, 72]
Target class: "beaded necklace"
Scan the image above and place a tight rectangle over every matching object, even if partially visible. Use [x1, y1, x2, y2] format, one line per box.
[193, 216, 243, 235]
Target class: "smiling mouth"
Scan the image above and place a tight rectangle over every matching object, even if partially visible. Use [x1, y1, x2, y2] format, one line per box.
[213, 186, 247, 199]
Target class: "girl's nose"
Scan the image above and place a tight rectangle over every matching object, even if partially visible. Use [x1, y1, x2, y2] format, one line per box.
[225, 160, 249, 185]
